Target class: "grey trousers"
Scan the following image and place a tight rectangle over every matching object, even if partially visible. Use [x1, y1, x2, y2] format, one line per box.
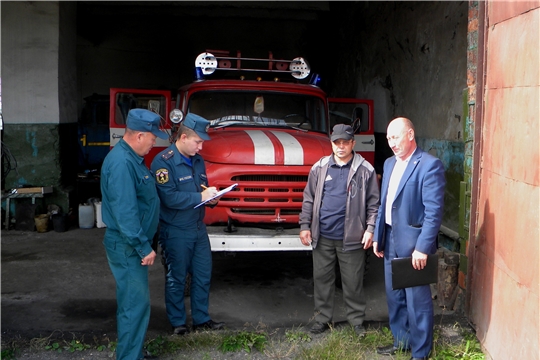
[312, 235, 367, 326]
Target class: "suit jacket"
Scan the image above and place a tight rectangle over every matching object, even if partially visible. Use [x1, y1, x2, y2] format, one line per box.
[374, 147, 446, 257]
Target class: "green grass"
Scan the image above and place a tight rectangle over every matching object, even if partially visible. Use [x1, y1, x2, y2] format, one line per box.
[219, 331, 267, 353]
[297, 325, 397, 360]
[295, 324, 485, 360]
[0, 323, 485, 359]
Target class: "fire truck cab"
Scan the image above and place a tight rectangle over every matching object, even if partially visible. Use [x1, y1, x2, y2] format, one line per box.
[109, 50, 375, 252]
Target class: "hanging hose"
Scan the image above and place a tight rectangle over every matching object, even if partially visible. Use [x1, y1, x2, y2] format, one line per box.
[1, 140, 19, 179]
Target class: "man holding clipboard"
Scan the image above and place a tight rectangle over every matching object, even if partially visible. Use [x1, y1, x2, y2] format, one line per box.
[151, 113, 225, 336]
[373, 117, 446, 360]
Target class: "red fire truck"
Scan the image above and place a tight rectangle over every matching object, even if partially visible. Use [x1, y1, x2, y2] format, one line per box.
[109, 50, 375, 252]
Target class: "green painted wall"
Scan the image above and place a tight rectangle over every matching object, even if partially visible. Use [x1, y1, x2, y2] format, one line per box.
[3, 123, 79, 218]
[417, 137, 464, 232]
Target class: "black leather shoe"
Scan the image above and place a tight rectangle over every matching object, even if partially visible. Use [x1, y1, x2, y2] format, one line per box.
[410, 357, 429, 360]
[310, 322, 330, 334]
[377, 344, 410, 355]
[172, 324, 188, 335]
[353, 325, 366, 337]
[192, 319, 225, 331]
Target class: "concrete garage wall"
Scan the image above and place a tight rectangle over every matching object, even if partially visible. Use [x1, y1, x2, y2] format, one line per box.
[1, 2, 78, 215]
[324, 1, 467, 231]
[3, 2, 61, 125]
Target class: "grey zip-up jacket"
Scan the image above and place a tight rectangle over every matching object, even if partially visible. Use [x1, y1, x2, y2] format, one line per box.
[299, 153, 380, 251]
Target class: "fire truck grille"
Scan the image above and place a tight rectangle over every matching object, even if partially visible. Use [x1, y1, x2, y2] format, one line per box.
[233, 175, 308, 182]
[217, 174, 308, 222]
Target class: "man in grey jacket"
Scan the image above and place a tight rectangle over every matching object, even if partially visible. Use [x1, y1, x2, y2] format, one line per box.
[299, 123, 380, 336]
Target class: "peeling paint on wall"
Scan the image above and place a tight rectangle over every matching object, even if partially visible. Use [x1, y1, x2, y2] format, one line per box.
[418, 138, 464, 173]
[25, 130, 39, 157]
[418, 137, 464, 231]
[3, 123, 78, 218]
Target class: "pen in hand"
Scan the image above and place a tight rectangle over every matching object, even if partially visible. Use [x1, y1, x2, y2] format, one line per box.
[200, 184, 219, 204]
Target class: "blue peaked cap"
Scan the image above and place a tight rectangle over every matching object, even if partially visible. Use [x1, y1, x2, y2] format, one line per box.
[126, 108, 168, 140]
[183, 113, 211, 140]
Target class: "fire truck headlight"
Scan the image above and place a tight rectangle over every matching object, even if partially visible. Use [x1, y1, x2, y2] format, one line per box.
[169, 109, 184, 124]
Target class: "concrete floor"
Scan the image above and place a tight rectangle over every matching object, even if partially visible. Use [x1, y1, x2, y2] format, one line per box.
[1, 226, 448, 342]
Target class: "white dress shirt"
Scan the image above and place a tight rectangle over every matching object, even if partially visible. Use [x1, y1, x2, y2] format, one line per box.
[385, 150, 415, 225]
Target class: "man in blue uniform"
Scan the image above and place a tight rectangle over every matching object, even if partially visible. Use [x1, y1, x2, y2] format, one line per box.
[151, 113, 224, 335]
[101, 108, 168, 360]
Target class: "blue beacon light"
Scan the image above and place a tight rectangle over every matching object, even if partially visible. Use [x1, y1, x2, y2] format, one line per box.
[193, 67, 205, 81]
[309, 73, 321, 86]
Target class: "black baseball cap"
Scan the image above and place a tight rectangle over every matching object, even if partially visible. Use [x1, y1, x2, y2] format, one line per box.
[331, 124, 354, 142]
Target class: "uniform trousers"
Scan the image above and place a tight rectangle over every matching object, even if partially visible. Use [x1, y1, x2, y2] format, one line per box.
[159, 221, 212, 327]
[383, 224, 433, 357]
[103, 231, 150, 360]
[312, 235, 367, 326]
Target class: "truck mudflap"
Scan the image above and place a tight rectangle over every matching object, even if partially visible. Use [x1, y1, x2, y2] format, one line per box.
[207, 226, 311, 252]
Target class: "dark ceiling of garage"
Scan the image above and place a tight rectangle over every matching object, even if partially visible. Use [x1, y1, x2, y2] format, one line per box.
[77, 1, 330, 46]
[76, 1, 338, 89]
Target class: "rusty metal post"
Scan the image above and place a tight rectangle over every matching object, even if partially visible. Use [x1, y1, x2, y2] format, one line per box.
[437, 248, 460, 308]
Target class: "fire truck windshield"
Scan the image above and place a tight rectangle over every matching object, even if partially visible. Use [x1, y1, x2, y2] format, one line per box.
[188, 91, 327, 131]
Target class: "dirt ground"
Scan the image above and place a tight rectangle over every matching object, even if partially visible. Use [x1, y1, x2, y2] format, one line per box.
[1, 226, 469, 359]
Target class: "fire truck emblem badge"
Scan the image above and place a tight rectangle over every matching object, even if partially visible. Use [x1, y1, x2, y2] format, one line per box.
[155, 168, 169, 184]
[272, 214, 286, 223]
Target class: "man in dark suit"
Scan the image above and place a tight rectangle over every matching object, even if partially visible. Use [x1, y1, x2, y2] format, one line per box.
[373, 117, 446, 360]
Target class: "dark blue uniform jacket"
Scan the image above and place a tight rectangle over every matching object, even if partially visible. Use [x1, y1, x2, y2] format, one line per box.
[151, 143, 208, 228]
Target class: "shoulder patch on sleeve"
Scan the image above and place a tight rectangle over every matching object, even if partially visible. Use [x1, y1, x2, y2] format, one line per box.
[155, 168, 169, 184]
[161, 150, 174, 160]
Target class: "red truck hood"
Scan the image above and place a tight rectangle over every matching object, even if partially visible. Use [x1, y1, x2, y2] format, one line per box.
[200, 128, 331, 165]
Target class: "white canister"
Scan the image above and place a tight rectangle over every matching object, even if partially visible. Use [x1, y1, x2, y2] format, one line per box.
[78, 203, 95, 229]
[93, 201, 106, 228]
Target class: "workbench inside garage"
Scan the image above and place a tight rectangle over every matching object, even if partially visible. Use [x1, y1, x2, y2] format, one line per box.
[2, 186, 52, 230]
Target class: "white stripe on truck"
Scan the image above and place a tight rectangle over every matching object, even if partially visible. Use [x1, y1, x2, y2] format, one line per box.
[270, 131, 304, 165]
[244, 130, 275, 165]
[244, 130, 305, 165]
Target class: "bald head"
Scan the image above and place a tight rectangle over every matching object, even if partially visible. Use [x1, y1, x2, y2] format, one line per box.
[388, 117, 415, 133]
[386, 117, 417, 160]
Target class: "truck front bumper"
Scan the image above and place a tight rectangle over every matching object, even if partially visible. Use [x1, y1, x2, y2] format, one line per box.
[207, 226, 312, 252]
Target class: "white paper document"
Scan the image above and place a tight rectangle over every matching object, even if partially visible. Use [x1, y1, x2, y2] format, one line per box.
[194, 183, 238, 209]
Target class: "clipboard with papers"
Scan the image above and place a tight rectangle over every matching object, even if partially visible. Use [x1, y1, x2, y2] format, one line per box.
[194, 183, 238, 209]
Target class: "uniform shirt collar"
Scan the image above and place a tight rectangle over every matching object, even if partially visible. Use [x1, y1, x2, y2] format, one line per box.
[119, 138, 144, 164]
